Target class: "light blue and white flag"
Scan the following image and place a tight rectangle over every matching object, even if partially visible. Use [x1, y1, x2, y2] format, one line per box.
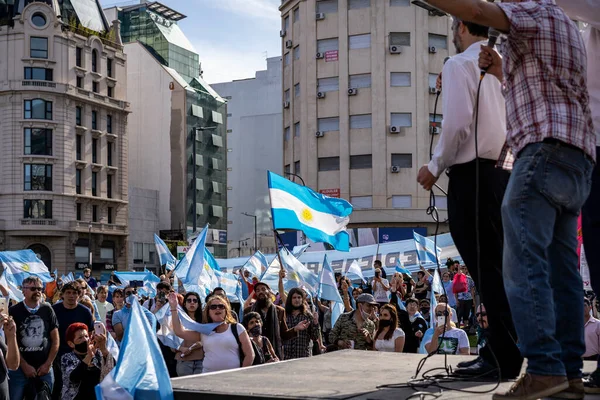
[259, 248, 318, 296]
[268, 171, 353, 251]
[344, 260, 367, 283]
[61, 272, 75, 283]
[395, 259, 412, 275]
[242, 251, 268, 278]
[292, 244, 310, 258]
[0, 272, 24, 302]
[430, 288, 437, 329]
[0, 250, 53, 284]
[175, 226, 208, 286]
[95, 300, 174, 400]
[413, 231, 442, 266]
[317, 255, 345, 326]
[154, 234, 176, 271]
[52, 269, 57, 280]
[431, 269, 444, 294]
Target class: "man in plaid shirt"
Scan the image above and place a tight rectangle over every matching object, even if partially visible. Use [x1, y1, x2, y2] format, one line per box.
[282, 288, 321, 360]
[420, 1, 595, 399]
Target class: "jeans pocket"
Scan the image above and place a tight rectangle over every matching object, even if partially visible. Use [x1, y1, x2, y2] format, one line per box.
[541, 156, 588, 210]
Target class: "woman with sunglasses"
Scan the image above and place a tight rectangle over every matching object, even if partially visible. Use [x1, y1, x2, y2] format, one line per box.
[175, 292, 204, 376]
[424, 303, 469, 355]
[169, 293, 254, 373]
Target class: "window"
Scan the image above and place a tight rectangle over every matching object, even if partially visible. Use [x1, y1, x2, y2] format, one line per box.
[349, 34, 371, 49]
[429, 34, 448, 50]
[318, 77, 339, 92]
[107, 207, 113, 224]
[429, 113, 443, 123]
[24, 67, 52, 81]
[107, 174, 112, 198]
[211, 134, 223, 147]
[284, 89, 290, 102]
[92, 50, 98, 72]
[433, 196, 448, 209]
[294, 122, 300, 137]
[429, 73, 439, 89]
[76, 169, 82, 194]
[390, 113, 412, 127]
[285, 164, 291, 174]
[212, 111, 223, 124]
[76, 203, 82, 221]
[392, 195, 412, 208]
[24, 128, 52, 155]
[92, 172, 98, 196]
[284, 53, 290, 66]
[23, 200, 52, 219]
[212, 181, 223, 194]
[293, 46, 300, 60]
[107, 58, 113, 78]
[31, 13, 46, 27]
[349, 0, 370, 9]
[350, 196, 372, 209]
[92, 81, 99, 93]
[92, 111, 97, 130]
[350, 154, 372, 169]
[390, 0, 410, 5]
[391, 72, 411, 87]
[318, 157, 340, 171]
[316, 0, 338, 13]
[76, 135, 82, 160]
[294, 161, 300, 175]
[24, 164, 52, 191]
[294, 83, 300, 97]
[107, 115, 112, 133]
[350, 114, 372, 129]
[76, 106, 82, 126]
[317, 117, 339, 132]
[284, 15, 290, 30]
[92, 138, 98, 163]
[92, 205, 98, 222]
[293, 7, 300, 22]
[76, 47, 82, 67]
[284, 126, 291, 141]
[107, 142, 113, 166]
[107, 86, 113, 98]
[24, 99, 52, 120]
[350, 73, 371, 88]
[317, 38, 339, 53]
[211, 205, 224, 218]
[191, 104, 203, 117]
[390, 32, 411, 46]
[76, 76, 83, 88]
[391, 153, 413, 168]
[30, 37, 48, 59]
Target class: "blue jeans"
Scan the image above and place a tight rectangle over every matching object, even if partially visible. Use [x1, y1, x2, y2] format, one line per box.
[502, 141, 593, 378]
[176, 359, 203, 377]
[8, 366, 54, 400]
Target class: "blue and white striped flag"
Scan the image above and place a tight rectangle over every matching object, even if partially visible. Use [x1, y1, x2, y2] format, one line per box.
[0, 271, 24, 302]
[395, 259, 412, 275]
[413, 231, 441, 266]
[344, 260, 367, 283]
[0, 250, 53, 284]
[259, 248, 318, 296]
[154, 234, 177, 271]
[268, 171, 353, 251]
[175, 225, 208, 286]
[292, 244, 310, 258]
[242, 251, 268, 278]
[317, 255, 345, 326]
[61, 272, 75, 283]
[431, 269, 443, 294]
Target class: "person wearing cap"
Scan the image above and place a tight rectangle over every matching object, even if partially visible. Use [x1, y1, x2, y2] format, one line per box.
[329, 293, 377, 351]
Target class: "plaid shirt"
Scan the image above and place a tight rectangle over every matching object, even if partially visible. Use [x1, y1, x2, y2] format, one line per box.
[283, 312, 320, 360]
[496, 0, 596, 169]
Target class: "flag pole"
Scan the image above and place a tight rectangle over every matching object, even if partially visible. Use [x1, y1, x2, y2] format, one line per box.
[267, 171, 286, 274]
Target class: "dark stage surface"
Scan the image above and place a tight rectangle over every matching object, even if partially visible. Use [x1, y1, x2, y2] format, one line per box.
[171, 350, 600, 399]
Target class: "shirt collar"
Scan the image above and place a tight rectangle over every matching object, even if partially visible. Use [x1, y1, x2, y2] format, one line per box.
[463, 40, 488, 57]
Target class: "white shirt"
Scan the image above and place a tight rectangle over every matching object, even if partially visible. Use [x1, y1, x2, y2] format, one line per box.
[374, 328, 405, 352]
[201, 324, 246, 373]
[555, 0, 600, 144]
[94, 300, 114, 323]
[424, 326, 470, 355]
[428, 41, 507, 177]
[372, 278, 390, 303]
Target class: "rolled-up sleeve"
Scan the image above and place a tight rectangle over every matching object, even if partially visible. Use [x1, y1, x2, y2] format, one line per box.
[497, 2, 542, 39]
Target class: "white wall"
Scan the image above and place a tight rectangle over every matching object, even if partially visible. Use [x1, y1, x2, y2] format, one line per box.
[212, 57, 283, 257]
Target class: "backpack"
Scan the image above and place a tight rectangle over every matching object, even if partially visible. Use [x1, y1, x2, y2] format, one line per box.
[453, 274, 468, 294]
[230, 323, 264, 366]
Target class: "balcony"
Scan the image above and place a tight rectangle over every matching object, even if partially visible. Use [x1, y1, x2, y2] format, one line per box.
[91, 129, 103, 138]
[106, 165, 118, 174]
[22, 80, 57, 88]
[106, 132, 117, 140]
[70, 221, 128, 235]
[91, 163, 103, 172]
[21, 219, 57, 226]
[75, 160, 87, 168]
[75, 125, 87, 133]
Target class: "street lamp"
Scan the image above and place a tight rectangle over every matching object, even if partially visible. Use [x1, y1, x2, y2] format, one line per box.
[241, 212, 257, 252]
[283, 171, 305, 186]
[192, 125, 219, 232]
[88, 221, 93, 266]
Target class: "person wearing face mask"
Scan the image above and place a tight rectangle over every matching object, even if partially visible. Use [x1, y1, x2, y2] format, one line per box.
[405, 298, 428, 351]
[419, 299, 432, 328]
[59, 323, 113, 400]
[329, 293, 377, 351]
[424, 303, 469, 356]
[111, 287, 156, 344]
[242, 312, 279, 363]
[373, 304, 405, 353]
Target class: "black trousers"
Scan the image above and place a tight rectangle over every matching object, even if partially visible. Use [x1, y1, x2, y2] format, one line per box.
[457, 299, 473, 326]
[447, 159, 523, 376]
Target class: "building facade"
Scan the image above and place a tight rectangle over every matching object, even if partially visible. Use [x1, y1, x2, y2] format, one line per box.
[212, 57, 283, 258]
[104, 2, 228, 264]
[0, 0, 129, 275]
[279, 0, 451, 239]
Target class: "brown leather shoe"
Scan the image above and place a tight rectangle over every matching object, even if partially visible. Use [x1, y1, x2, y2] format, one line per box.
[492, 373, 569, 400]
[551, 379, 585, 399]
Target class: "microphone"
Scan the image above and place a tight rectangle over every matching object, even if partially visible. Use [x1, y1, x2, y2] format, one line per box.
[480, 28, 500, 78]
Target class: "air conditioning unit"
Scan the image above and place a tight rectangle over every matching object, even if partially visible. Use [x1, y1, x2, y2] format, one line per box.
[389, 125, 402, 134]
[430, 126, 441, 135]
[283, 101, 290, 109]
[316, 52, 324, 59]
[429, 87, 438, 94]
[348, 88, 358, 96]
[389, 45, 402, 54]
[317, 91, 326, 99]
[316, 12, 325, 20]
[280, 30, 287, 37]
[429, 46, 437, 54]
[285, 40, 293, 49]
[391, 165, 400, 173]
[315, 131, 324, 138]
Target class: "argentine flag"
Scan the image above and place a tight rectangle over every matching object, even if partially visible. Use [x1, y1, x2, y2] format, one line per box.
[153, 234, 176, 271]
[268, 171, 353, 251]
[395, 259, 412, 275]
[242, 251, 268, 278]
[0, 250, 53, 284]
[344, 260, 367, 283]
[317, 255, 345, 326]
[175, 225, 208, 285]
[413, 231, 442, 266]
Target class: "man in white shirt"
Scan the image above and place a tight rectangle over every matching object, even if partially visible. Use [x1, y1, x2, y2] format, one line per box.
[417, 17, 522, 380]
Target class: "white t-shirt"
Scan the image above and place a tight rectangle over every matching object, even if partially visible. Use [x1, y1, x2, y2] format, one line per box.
[423, 327, 469, 355]
[374, 328, 405, 352]
[94, 300, 114, 323]
[372, 278, 390, 303]
[201, 323, 246, 373]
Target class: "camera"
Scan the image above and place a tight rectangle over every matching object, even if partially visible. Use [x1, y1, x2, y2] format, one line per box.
[156, 291, 166, 302]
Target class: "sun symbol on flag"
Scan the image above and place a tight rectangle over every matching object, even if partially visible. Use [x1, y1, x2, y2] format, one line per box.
[22, 264, 30, 272]
[301, 208, 313, 222]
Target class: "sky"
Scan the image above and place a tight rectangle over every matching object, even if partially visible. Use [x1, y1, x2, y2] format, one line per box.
[100, 0, 282, 84]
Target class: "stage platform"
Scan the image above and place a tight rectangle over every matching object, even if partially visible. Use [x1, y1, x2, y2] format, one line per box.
[171, 350, 600, 399]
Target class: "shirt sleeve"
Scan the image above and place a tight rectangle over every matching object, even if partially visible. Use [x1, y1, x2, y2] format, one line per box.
[48, 306, 59, 331]
[458, 329, 470, 350]
[496, 2, 542, 39]
[112, 311, 122, 327]
[236, 323, 246, 335]
[394, 328, 405, 338]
